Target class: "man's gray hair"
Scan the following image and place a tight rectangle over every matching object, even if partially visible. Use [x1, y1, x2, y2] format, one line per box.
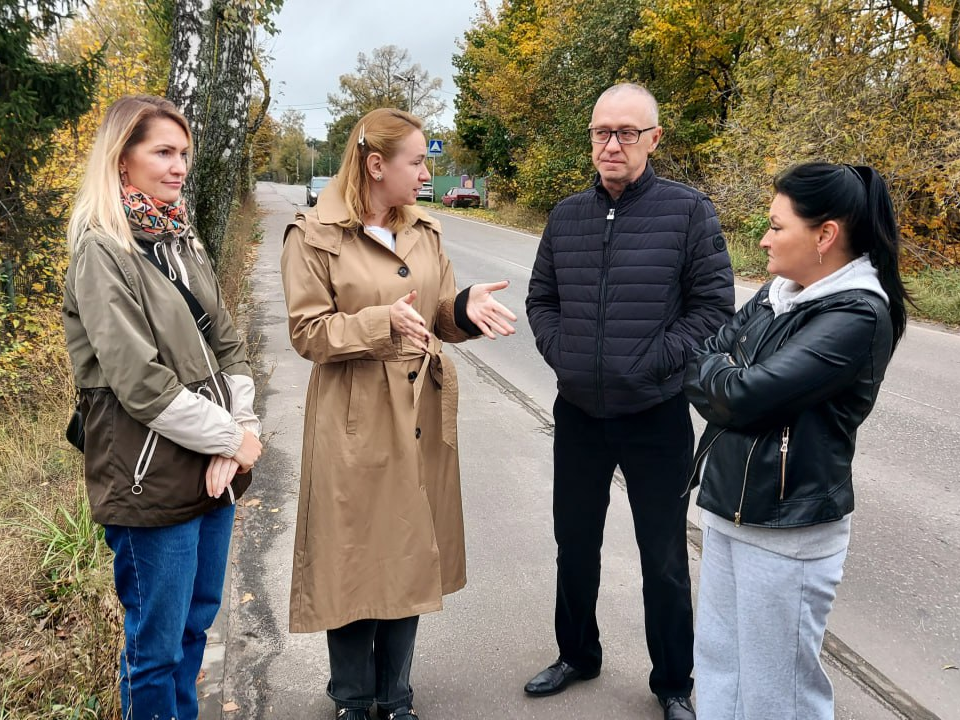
[596, 83, 659, 125]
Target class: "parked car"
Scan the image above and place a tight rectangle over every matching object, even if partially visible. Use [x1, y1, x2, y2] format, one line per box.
[417, 182, 434, 201]
[441, 187, 482, 208]
[306, 176, 331, 206]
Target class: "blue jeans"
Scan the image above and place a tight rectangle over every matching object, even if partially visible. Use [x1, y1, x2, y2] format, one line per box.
[104, 504, 235, 720]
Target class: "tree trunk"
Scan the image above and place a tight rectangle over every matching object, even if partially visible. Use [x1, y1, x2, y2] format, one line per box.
[167, 0, 256, 264]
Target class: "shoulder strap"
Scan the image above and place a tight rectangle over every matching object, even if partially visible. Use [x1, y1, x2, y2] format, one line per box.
[138, 241, 213, 341]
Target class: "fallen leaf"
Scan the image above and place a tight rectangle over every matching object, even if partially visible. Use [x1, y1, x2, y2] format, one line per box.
[242, 497, 261, 508]
[18, 652, 41, 668]
[269, 508, 279, 513]
[944, 664, 958, 671]
[240, 592, 255, 604]
[222, 700, 240, 712]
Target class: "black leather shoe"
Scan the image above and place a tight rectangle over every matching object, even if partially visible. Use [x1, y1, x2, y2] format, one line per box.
[659, 696, 696, 720]
[376, 706, 418, 720]
[336, 709, 371, 720]
[523, 659, 600, 696]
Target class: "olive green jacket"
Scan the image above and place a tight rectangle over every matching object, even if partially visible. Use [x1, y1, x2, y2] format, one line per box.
[63, 227, 259, 526]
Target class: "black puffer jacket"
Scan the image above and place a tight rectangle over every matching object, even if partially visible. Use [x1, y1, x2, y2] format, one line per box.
[526, 163, 734, 417]
[683, 283, 894, 528]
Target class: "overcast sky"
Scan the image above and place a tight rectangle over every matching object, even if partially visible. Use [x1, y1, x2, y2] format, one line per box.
[263, 0, 486, 140]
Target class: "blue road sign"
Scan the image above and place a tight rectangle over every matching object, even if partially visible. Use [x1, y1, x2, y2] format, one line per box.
[427, 139, 444, 157]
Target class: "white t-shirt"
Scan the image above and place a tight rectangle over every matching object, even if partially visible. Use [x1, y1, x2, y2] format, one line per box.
[365, 225, 396, 252]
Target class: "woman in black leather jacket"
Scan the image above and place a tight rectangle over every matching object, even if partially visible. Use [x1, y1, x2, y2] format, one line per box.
[683, 162, 910, 720]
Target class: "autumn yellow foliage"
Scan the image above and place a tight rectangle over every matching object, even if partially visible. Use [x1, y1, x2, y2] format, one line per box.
[455, 0, 960, 266]
[0, 0, 167, 402]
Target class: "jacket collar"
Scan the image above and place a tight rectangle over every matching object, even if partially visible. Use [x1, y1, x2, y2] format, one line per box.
[306, 176, 441, 257]
[593, 161, 657, 202]
[316, 176, 441, 232]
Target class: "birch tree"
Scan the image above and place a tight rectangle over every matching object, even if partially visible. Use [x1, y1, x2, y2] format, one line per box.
[167, 0, 257, 263]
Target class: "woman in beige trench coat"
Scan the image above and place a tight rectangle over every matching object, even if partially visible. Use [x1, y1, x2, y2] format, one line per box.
[280, 108, 516, 720]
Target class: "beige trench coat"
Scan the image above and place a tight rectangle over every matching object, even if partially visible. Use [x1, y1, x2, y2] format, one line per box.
[280, 182, 476, 632]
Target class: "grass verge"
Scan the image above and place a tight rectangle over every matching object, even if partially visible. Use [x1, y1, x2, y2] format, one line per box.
[0, 196, 263, 719]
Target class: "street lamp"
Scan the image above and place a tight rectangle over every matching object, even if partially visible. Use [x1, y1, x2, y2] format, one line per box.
[393, 73, 417, 114]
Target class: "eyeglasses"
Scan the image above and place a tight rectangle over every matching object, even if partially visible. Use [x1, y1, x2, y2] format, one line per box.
[588, 126, 657, 145]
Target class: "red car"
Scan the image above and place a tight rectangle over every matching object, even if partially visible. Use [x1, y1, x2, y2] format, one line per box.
[441, 187, 482, 208]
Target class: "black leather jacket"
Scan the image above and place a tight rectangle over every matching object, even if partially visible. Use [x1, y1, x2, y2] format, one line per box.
[682, 282, 894, 528]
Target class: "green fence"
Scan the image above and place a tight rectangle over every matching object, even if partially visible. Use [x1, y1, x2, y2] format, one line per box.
[427, 176, 487, 205]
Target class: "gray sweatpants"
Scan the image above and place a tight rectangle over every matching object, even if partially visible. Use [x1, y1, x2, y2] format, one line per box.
[694, 524, 848, 720]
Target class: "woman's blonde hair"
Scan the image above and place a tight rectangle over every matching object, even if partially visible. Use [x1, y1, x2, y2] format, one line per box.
[337, 108, 423, 232]
[67, 95, 193, 254]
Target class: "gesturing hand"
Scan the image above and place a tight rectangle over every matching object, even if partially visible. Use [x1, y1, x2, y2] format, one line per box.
[466, 280, 517, 339]
[390, 290, 431, 352]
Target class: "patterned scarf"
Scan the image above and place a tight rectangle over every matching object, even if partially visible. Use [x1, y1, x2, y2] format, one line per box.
[121, 185, 190, 237]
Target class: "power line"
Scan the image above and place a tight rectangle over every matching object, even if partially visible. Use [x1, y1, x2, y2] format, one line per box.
[273, 102, 334, 109]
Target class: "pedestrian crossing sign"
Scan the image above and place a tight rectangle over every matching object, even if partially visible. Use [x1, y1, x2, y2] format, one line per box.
[427, 139, 443, 157]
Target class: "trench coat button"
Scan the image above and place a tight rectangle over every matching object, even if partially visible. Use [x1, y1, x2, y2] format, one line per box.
[408, 370, 418, 382]
[415, 427, 421, 439]
[398, 266, 409, 277]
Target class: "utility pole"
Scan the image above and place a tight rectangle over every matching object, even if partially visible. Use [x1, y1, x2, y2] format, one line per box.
[393, 72, 417, 114]
[311, 145, 315, 177]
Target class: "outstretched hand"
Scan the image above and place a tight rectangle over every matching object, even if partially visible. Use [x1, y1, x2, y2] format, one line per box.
[390, 290, 431, 352]
[467, 280, 517, 339]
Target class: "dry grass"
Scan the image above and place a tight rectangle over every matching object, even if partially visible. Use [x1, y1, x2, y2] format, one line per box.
[0, 335, 123, 718]
[434, 201, 548, 236]
[907, 266, 960, 328]
[217, 195, 263, 320]
[0, 199, 263, 719]
[0, 392, 123, 719]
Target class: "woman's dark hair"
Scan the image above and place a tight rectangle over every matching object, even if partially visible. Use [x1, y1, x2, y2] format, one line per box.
[773, 161, 911, 347]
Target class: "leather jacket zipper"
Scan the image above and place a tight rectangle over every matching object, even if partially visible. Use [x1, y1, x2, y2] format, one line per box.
[779, 426, 790, 500]
[736, 435, 762, 526]
[595, 207, 615, 415]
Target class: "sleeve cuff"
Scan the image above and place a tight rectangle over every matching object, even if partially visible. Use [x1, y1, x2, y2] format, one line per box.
[148, 387, 246, 455]
[454, 286, 483, 336]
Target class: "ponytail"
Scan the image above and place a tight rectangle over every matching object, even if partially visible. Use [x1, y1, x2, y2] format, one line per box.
[847, 166, 911, 348]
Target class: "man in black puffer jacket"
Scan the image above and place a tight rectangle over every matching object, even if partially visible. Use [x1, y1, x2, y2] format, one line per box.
[524, 83, 734, 720]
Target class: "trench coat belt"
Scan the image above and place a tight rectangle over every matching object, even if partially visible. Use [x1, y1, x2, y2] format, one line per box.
[410, 336, 458, 448]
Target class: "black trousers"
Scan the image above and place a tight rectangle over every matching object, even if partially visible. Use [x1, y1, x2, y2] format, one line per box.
[552, 393, 695, 699]
[326, 616, 419, 711]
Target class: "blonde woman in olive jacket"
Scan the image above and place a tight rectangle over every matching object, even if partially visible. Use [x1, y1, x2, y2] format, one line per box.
[62, 95, 261, 720]
[281, 108, 516, 720]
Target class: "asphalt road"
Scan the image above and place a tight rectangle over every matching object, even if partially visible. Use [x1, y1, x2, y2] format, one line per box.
[432, 206, 960, 720]
[199, 183, 959, 720]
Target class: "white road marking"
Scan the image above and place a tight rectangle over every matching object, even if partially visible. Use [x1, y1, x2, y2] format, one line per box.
[880, 389, 959, 417]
